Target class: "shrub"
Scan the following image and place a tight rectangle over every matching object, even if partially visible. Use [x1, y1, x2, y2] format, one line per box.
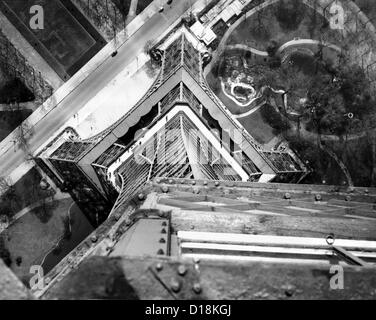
[260, 104, 290, 134]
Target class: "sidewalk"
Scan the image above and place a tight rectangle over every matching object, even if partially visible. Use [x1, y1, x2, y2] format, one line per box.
[62, 53, 155, 140]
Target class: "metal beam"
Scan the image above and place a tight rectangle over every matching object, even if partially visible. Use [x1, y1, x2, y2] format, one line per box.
[333, 246, 370, 267]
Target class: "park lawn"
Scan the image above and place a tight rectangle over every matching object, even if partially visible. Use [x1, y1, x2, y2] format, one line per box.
[227, 1, 343, 51]
[3, 198, 73, 284]
[238, 108, 275, 145]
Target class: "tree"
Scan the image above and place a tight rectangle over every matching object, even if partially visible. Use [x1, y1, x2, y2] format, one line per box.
[112, 0, 131, 20]
[254, 10, 269, 42]
[182, 1, 196, 25]
[143, 40, 154, 56]
[260, 103, 291, 135]
[337, 64, 374, 117]
[302, 59, 375, 137]
[143, 41, 162, 78]
[274, 0, 305, 31]
[0, 176, 12, 195]
[7, 101, 34, 159]
[0, 235, 11, 267]
[305, 72, 342, 134]
[266, 40, 279, 57]
[16, 256, 22, 266]
[111, 3, 119, 52]
[280, 64, 313, 98]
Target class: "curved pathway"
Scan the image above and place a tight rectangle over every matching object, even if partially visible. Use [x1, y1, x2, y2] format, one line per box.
[234, 100, 266, 119]
[225, 44, 268, 56]
[220, 79, 259, 108]
[277, 39, 342, 54]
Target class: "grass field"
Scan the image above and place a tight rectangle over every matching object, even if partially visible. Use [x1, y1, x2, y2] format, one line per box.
[2, 197, 93, 284]
[239, 107, 276, 145]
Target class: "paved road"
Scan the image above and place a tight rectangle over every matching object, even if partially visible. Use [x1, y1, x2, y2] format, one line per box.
[0, 0, 202, 179]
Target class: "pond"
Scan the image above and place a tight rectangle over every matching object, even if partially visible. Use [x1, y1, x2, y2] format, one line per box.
[40, 203, 94, 275]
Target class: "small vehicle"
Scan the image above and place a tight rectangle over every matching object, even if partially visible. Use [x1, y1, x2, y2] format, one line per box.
[167, 0, 173, 4]
[159, 6, 164, 13]
[111, 51, 118, 57]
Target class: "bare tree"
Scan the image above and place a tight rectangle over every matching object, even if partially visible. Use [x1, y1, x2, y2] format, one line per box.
[0, 176, 12, 196]
[144, 40, 154, 56]
[14, 122, 34, 159]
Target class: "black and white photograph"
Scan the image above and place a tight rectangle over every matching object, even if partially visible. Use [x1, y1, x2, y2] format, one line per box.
[0, 0, 376, 307]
